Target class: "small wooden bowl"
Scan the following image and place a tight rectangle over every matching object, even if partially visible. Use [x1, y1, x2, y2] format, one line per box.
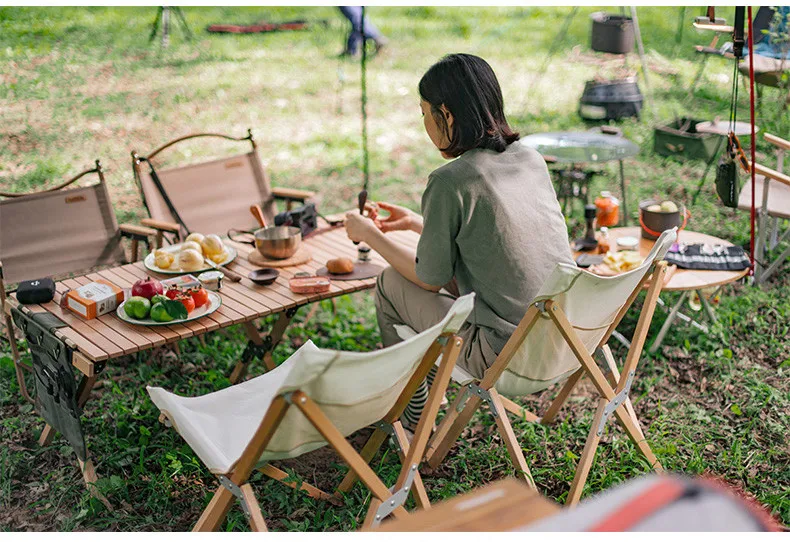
[248, 268, 280, 286]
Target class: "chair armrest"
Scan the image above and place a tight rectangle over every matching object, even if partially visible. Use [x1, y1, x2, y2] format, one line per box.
[119, 223, 158, 238]
[140, 218, 181, 233]
[765, 133, 790, 152]
[271, 186, 314, 201]
[748, 161, 790, 188]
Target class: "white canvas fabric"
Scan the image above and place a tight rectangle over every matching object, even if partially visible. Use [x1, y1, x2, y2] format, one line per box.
[495, 229, 676, 396]
[394, 230, 676, 397]
[394, 324, 476, 384]
[147, 293, 474, 474]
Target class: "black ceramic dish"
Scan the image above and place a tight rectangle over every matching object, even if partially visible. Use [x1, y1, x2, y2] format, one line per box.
[248, 268, 280, 286]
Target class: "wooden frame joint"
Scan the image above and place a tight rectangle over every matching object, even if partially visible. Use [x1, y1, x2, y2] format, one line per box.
[456, 383, 498, 418]
[596, 370, 635, 437]
[371, 463, 419, 527]
[218, 475, 250, 518]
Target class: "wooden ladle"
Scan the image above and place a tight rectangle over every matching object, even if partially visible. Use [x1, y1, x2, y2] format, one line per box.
[250, 204, 266, 229]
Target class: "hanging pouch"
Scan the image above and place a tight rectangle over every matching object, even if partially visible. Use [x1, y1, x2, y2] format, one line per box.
[10, 307, 87, 461]
[715, 150, 740, 208]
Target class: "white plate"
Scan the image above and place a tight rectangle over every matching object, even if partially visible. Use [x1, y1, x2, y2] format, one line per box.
[116, 291, 222, 326]
[144, 243, 237, 275]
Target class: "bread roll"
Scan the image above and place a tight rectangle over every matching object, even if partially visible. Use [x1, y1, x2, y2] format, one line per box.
[326, 257, 354, 275]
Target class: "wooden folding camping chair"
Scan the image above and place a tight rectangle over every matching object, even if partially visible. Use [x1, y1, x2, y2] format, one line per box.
[739, 133, 790, 284]
[415, 229, 677, 507]
[147, 294, 474, 531]
[131, 130, 316, 382]
[0, 160, 166, 499]
[130, 129, 314, 241]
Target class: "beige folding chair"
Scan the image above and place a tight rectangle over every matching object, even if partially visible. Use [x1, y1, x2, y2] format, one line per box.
[130, 129, 314, 239]
[408, 229, 677, 507]
[147, 294, 474, 531]
[0, 161, 165, 503]
[739, 133, 790, 284]
[131, 130, 317, 383]
[0, 160, 162, 403]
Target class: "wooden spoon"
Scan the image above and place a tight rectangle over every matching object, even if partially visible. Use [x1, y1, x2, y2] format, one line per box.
[250, 204, 266, 228]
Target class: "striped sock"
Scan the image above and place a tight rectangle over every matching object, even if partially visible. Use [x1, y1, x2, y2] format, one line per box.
[402, 378, 429, 431]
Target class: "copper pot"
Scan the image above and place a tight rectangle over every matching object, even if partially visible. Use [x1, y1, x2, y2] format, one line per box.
[254, 226, 301, 259]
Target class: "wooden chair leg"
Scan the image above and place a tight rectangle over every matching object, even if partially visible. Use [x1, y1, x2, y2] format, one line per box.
[613, 406, 662, 472]
[335, 428, 388, 495]
[425, 393, 482, 469]
[259, 464, 339, 504]
[292, 393, 408, 521]
[566, 398, 607, 507]
[391, 421, 431, 509]
[601, 346, 644, 440]
[541, 368, 584, 426]
[193, 485, 236, 532]
[39, 424, 56, 446]
[489, 389, 536, 489]
[240, 483, 268, 532]
[499, 395, 541, 422]
[79, 457, 113, 510]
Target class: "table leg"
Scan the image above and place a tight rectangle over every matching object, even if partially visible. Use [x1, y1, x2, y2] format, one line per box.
[656, 295, 709, 332]
[698, 289, 719, 324]
[650, 291, 688, 353]
[610, 329, 631, 350]
[618, 160, 629, 225]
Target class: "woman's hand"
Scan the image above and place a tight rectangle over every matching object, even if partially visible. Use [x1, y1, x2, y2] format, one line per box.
[369, 201, 419, 233]
[344, 211, 380, 244]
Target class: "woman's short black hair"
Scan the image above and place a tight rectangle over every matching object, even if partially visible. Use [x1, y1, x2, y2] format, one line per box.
[418, 53, 519, 158]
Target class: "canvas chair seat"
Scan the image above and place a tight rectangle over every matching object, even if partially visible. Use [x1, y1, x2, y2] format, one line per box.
[148, 294, 474, 530]
[151, 294, 472, 470]
[422, 230, 677, 507]
[393, 232, 673, 399]
[738, 174, 790, 220]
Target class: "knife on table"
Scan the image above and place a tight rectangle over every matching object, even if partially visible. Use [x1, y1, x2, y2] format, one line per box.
[203, 257, 243, 282]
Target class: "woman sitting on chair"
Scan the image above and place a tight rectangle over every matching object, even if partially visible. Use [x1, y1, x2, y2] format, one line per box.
[344, 53, 574, 431]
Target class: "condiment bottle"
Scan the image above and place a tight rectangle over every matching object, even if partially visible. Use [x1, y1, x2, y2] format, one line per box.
[597, 227, 611, 254]
[595, 191, 620, 227]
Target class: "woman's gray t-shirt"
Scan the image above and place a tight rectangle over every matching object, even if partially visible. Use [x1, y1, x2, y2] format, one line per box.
[415, 141, 575, 354]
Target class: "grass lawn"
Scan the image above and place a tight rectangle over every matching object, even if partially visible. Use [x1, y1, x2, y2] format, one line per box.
[2, 6, 790, 531]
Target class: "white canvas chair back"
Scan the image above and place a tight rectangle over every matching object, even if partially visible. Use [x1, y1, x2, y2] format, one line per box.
[495, 229, 676, 397]
[148, 293, 474, 474]
[0, 169, 125, 285]
[133, 134, 274, 236]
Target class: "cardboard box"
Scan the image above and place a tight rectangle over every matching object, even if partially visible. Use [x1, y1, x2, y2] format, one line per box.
[65, 280, 124, 319]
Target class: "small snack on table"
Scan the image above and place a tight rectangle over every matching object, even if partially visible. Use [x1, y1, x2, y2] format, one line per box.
[162, 274, 201, 290]
[326, 257, 355, 275]
[197, 271, 224, 291]
[177, 249, 204, 272]
[65, 280, 125, 319]
[154, 249, 175, 269]
[602, 250, 644, 273]
[289, 273, 331, 294]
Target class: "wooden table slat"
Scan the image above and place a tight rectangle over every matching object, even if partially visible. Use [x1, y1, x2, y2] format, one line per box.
[59, 278, 139, 355]
[33, 284, 126, 359]
[97, 267, 186, 344]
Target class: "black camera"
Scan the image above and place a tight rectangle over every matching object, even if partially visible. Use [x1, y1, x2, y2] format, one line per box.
[274, 202, 318, 237]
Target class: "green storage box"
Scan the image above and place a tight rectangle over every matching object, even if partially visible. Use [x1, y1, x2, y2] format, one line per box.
[654, 118, 721, 162]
